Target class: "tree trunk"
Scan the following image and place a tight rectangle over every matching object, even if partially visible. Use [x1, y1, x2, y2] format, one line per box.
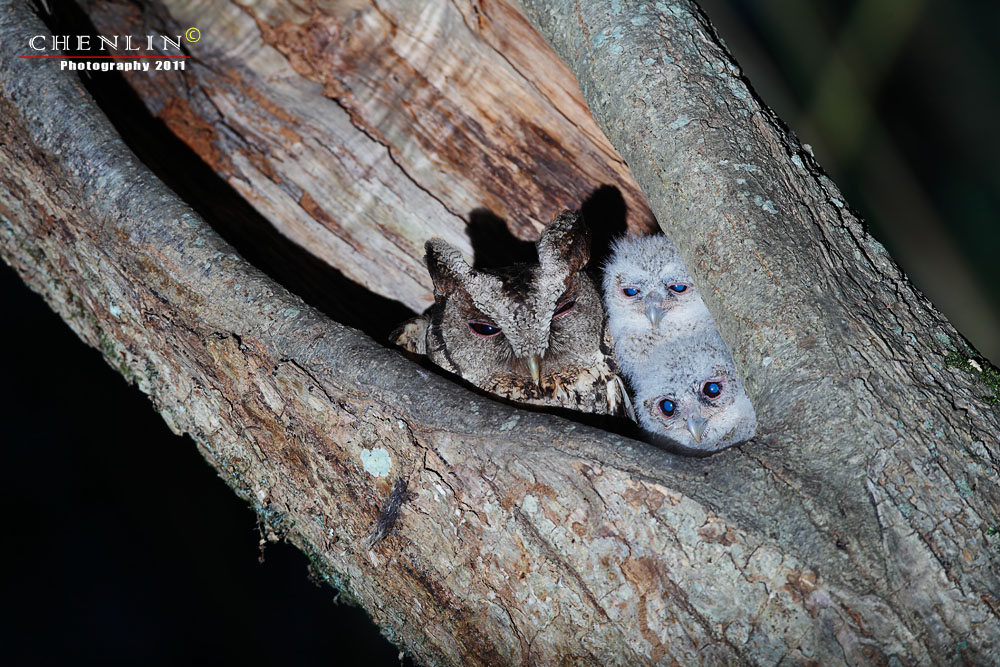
[516, 0, 1000, 657]
[2, 1, 998, 665]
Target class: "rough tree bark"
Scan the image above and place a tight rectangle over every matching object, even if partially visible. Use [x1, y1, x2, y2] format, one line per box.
[2, 1, 998, 665]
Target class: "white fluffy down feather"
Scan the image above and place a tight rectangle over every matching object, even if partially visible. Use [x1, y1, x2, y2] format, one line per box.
[603, 234, 756, 453]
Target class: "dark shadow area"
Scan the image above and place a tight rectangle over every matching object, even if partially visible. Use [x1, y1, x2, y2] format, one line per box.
[466, 208, 538, 269]
[465, 184, 629, 274]
[0, 261, 410, 667]
[37, 0, 415, 343]
[580, 184, 630, 270]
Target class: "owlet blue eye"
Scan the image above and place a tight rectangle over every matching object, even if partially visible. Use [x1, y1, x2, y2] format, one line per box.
[658, 398, 676, 417]
[703, 382, 721, 398]
[622, 286, 640, 297]
[469, 321, 502, 337]
[669, 284, 688, 293]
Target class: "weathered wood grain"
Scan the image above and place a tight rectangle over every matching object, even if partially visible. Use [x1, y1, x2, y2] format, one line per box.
[80, 0, 657, 314]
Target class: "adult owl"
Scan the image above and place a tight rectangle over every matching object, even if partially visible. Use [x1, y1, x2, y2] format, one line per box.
[633, 333, 757, 455]
[602, 233, 715, 385]
[392, 211, 630, 416]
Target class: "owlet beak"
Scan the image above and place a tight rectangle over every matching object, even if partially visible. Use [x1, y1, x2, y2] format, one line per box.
[524, 354, 543, 386]
[684, 404, 708, 443]
[643, 291, 666, 329]
[645, 303, 667, 329]
[687, 414, 708, 443]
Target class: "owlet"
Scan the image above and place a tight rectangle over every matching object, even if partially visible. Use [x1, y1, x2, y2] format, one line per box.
[633, 333, 757, 455]
[602, 233, 715, 386]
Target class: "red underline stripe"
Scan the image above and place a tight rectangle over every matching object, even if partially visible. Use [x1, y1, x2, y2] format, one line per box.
[19, 55, 190, 59]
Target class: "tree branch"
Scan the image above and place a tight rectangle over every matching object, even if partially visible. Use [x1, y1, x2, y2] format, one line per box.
[517, 0, 1000, 659]
[1, 0, 997, 663]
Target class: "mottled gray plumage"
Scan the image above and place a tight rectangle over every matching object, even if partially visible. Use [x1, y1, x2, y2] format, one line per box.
[602, 233, 715, 386]
[393, 211, 629, 416]
[633, 333, 756, 455]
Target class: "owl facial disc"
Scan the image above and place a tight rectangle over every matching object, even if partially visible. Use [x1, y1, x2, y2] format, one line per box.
[417, 210, 629, 417]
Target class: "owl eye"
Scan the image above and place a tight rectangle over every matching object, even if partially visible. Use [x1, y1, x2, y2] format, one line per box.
[553, 300, 576, 318]
[468, 321, 502, 337]
[702, 381, 722, 399]
[622, 286, 640, 297]
[657, 398, 676, 417]
[668, 283, 689, 293]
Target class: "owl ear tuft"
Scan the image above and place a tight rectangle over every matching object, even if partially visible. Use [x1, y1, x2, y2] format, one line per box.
[537, 210, 591, 273]
[425, 239, 473, 298]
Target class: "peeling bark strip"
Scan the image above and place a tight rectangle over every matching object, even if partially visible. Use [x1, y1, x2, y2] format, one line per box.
[79, 0, 657, 314]
[2, 1, 999, 665]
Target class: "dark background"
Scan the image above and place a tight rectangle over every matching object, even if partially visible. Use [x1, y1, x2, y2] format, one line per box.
[3, 0, 998, 665]
[699, 0, 1000, 363]
[2, 261, 404, 665]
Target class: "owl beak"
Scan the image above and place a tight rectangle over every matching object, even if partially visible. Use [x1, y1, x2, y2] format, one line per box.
[685, 406, 708, 443]
[687, 417, 708, 443]
[524, 354, 543, 386]
[645, 303, 667, 329]
[644, 292, 666, 329]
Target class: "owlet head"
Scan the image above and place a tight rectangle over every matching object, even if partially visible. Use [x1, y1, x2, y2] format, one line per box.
[603, 234, 712, 338]
[634, 333, 756, 455]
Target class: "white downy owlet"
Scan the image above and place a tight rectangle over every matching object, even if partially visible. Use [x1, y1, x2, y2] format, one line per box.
[633, 332, 757, 455]
[603, 233, 755, 452]
[602, 234, 715, 386]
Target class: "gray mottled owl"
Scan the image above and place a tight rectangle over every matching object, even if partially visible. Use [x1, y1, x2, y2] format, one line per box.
[602, 234, 715, 386]
[633, 333, 756, 455]
[393, 211, 630, 416]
